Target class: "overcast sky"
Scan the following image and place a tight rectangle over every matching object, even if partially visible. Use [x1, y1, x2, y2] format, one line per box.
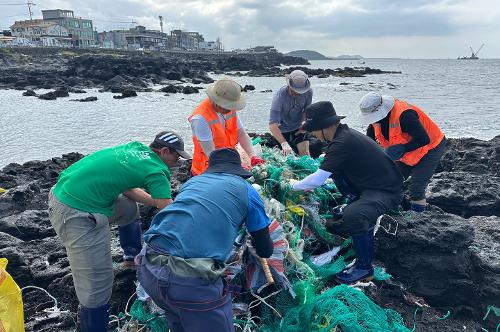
[1, 0, 499, 58]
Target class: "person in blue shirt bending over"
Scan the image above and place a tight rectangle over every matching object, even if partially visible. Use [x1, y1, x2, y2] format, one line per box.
[137, 148, 273, 332]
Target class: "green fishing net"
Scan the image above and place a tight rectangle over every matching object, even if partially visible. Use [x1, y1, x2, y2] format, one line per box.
[127, 145, 409, 332]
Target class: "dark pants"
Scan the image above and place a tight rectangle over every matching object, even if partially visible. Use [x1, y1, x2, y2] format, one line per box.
[397, 138, 447, 201]
[118, 220, 142, 261]
[137, 249, 234, 332]
[281, 129, 310, 154]
[328, 189, 402, 236]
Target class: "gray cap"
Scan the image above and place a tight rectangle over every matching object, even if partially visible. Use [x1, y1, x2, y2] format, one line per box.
[286, 70, 311, 94]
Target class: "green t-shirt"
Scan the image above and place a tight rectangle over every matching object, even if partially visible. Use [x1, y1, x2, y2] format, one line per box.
[53, 142, 171, 216]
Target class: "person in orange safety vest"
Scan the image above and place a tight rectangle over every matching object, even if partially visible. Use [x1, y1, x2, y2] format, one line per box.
[359, 92, 446, 212]
[189, 77, 264, 175]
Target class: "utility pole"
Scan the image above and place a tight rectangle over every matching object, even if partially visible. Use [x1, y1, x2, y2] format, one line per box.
[159, 15, 163, 33]
[27, 1, 34, 21]
[27, 1, 35, 41]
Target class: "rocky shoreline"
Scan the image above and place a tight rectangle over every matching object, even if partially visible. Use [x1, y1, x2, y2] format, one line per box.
[0, 135, 498, 331]
[1, 47, 400, 100]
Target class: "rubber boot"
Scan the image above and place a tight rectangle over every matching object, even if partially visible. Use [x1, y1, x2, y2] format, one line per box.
[79, 303, 110, 332]
[336, 229, 374, 284]
[410, 203, 427, 212]
[118, 219, 142, 264]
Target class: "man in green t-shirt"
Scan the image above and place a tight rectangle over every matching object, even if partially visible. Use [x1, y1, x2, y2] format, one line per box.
[48, 131, 191, 332]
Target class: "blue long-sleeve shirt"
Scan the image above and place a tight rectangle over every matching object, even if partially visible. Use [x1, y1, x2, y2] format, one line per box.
[144, 173, 270, 262]
[269, 86, 313, 133]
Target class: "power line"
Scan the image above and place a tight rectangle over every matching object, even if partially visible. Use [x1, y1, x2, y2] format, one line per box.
[0, 12, 27, 18]
[93, 19, 137, 24]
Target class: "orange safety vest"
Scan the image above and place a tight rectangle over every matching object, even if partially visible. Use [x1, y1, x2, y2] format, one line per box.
[373, 99, 444, 166]
[188, 98, 239, 175]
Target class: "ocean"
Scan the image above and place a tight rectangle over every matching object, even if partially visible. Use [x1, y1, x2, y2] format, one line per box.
[1, 58, 499, 168]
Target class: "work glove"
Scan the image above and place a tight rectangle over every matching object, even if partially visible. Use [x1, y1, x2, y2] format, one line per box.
[280, 141, 294, 155]
[250, 155, 265, 166]
[385, 144, 406, 161]
[289, 178, 299, 188]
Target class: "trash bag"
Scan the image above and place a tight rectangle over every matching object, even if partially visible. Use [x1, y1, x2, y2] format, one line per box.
[0, 258, 25, 332]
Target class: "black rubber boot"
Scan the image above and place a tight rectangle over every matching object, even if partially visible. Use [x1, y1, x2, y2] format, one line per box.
[336, 229, 374, 284]
[79, 303, 110, 332]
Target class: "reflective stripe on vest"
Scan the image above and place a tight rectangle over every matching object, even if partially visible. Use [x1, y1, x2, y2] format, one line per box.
[188, 98, 239, 175]
[373, 99, 444, 166]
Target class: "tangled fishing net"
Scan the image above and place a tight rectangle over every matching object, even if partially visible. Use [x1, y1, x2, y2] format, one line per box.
[123, 143, 410, 332]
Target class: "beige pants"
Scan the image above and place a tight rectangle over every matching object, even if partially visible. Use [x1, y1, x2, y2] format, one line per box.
[48, 188, 139, 308]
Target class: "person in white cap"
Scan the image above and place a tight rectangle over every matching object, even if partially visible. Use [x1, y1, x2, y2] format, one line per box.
[188, 77, 265, 175]
[269, 69, 313, 156]
[359, 92, 446, 212]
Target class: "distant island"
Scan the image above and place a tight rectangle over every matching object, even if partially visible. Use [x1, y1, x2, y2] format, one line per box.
[331, 54, 364, 60]
[286, 50, 364, 60]
[287, 50, 330, 60]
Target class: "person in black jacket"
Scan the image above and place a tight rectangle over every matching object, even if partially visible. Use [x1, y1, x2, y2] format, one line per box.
[290, 101, 403, 284]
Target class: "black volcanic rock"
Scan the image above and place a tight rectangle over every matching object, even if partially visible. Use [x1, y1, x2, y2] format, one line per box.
[242, 84, 255, 92]
[181, 86, 201, 94]
[375, 211, 499, 328]
[2, 135, 498, 331]
[71, 96, 97, 102]
[426, 172, 500, 217]
[113, 89, 137, 99]
[22, 89, 36, 96]
[37, 91, 57, 100]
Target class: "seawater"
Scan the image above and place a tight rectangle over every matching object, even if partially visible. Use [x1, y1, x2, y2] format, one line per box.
[1, 58, 499, 167]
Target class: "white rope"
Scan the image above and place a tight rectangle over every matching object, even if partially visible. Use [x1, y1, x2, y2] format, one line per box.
[249, 289, 283, 319]
[374, 214, 398, 236]
[109, 315, 122, 329]
[21, 286, 69, 316]
[350, 281, 376, 290]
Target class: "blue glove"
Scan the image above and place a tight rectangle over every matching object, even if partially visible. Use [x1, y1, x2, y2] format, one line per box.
[385, 144, 406, 161]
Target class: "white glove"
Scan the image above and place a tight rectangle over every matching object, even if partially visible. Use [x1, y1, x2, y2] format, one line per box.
[289, 178, 299, 189]
[280, 141, 294, 155]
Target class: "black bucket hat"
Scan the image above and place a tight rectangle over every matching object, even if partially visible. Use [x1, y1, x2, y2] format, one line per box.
[301, 101, 346, 132]
[205, 148, 252, 179]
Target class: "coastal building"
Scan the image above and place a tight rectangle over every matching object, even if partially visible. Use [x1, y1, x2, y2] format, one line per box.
[124, 25, 168, 50]
[10, 19, 72, 47]
[198, 38, 223, 52]
[249, 45, 278, 53]
[0, 35, 16, 47]
[98, 30, 127, 49]
[98, 26, 168, 50]
[170, 30, 202, 50]
[41, 9, 95, 47]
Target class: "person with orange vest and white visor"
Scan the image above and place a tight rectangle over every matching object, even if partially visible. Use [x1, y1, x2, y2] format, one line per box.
[359, 92, 446, 212]
[189, 77, 265, 175]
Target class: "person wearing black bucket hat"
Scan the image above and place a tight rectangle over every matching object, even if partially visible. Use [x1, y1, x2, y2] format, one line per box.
[138, 148, 273, 332]
[290, 101, 404, 284]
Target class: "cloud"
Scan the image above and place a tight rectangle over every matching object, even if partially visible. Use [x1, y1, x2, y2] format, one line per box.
[1, 0, 499, 57]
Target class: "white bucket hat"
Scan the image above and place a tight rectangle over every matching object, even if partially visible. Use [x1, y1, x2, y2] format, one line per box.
[286, 70, 311, 94]
[358, 92, 395, 125]
[206, 77, 246, 111]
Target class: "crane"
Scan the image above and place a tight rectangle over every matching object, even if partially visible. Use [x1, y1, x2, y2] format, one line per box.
[159, 15, 164, 33]
[458, 44, 485, 60]
[473, 44, 485, 57]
